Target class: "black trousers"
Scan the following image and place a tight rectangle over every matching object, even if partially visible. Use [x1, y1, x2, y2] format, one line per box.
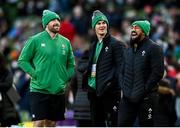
[118, 93, 159, 127]
[88, 91, 120, 127]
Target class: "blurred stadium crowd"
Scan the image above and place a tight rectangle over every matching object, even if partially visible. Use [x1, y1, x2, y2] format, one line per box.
[0, 0, 180, 126]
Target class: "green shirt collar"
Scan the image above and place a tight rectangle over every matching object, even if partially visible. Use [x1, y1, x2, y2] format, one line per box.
[44, 30, 59, 39]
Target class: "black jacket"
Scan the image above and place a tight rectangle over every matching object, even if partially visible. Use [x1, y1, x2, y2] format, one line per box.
[85, 34, 124, 97]
[0, 69, 13, 92]
[120, 37, 164, 102]
[0, 69, 20, 125]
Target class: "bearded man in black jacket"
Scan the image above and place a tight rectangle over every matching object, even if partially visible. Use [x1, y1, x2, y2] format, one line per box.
[118, 20, 164, 127]
[83, 10, 124, 127]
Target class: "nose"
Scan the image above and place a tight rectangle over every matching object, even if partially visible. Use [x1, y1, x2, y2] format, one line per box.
[100, 23, 107, 28]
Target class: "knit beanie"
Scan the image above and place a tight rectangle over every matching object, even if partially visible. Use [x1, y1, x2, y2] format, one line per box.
[91, 10, 109, 28]
[42, 10, 60, 28]
[132, 20, 151, 36]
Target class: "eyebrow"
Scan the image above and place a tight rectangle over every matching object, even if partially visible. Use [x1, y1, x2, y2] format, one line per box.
[131, 25, 140, 29]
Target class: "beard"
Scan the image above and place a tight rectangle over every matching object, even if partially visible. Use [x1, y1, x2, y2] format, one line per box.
[130, 34, 141, 45]
[48, 24, 60, 34]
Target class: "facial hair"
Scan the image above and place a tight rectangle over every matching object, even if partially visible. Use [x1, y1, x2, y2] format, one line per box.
[130, 34, 141, 46]
[48, 23, 60, 34]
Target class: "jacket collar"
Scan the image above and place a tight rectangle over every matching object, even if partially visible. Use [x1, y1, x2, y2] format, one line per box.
[94, 33, 111, 46]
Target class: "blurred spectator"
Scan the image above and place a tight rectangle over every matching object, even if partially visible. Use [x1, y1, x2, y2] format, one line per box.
[71, 5, 89, 36]
[176, 73, 180, 126]
[173, 39, 180, 63]
[0, 8, 8, 37]
[157, 78, 177, 126]
[0, 52, 20, 127]
[58, 14, 76, 44]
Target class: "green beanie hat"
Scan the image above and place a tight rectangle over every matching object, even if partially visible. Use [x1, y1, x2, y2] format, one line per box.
[91, 10, 109, 28]
[132, 20, 151, 36]
[42, 10, 60, 28]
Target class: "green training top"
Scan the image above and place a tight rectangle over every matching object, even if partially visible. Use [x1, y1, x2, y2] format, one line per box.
[18, 31, 75, 94]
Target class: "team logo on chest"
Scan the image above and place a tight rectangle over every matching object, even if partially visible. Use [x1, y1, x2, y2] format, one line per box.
[41, 43, 46, 47]
[105, 46, 109, 52]
[62, 44, 65, 48]
[142, 50, 146, 56]
[62, 44, 66, 55]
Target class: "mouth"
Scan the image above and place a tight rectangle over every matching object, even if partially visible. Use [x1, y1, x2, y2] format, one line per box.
[99, 28, 105, 31]
[131, 31, 138, 38]
[131, 31, 137, 35]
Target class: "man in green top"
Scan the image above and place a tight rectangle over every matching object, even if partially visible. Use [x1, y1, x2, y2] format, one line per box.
[18, 10, 75, 127]
[83, 10, 124, 126]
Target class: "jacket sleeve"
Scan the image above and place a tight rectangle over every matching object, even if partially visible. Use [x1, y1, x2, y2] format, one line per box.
[82, 42, 95, 90]
[18, 38, 36, 78]
[112, 41, 125, 89]
[66, 43, 75, 81]
[145, 45, 164, 92]
[0, 71, 13, 92]
[118, 51, 125, 89]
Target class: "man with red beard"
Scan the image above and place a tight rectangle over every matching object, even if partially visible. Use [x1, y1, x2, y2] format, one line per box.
[18, 10, 75, 127]
[83, 10, 124, 126]
[118, 20, 164, 126]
